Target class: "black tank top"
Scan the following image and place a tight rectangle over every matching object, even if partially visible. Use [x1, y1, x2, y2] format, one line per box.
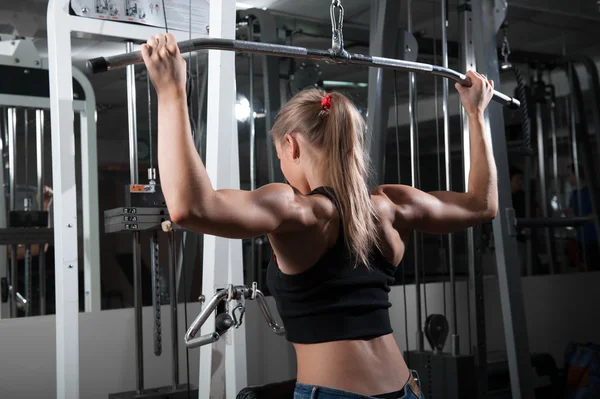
[266, 187, 397, 344]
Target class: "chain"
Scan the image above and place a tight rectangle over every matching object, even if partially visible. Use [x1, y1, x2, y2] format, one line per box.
[500, 0, 511, 68]
[151, 232, 162, 356]
[501, 26, 511, 63]
[329, 0, 346, 57]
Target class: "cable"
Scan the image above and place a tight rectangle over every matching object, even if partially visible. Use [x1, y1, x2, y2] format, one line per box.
[395, 70, 410, 365]
[182, 233, 191, 399]
[161, 0, 169, 33]
[434, 0, 446, 324]
[187, 0, 195, 141]
[147, 73, 153, 172]
[402, 263, 410, 367]
[161, 2, 191, 395]
[185, 1, 192, 396]
[414, 80, 428, 322]
[394, 72, 401, 184]
[24, 109, 28, 201]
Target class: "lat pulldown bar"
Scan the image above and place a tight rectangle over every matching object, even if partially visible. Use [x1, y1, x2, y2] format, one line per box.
[86, 38, 521, 110]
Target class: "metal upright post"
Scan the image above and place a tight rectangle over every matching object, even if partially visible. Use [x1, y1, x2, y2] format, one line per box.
[366, 0, 400, 187]
[73, 66, 101, 313]
[571, 58, 600, 251]
[200, 1, 247, 397]
[567, 64, 600, 271]
[24, 109, 32, 317]
[168, 232, 179, 389]
[47, 2, 82, 396]
[535, 102, 555, 273]
[548, 92, 562, 274]
[8, 107, 17, 318]
[548, 82, 560, 205]
[407, 0, 423, 352]
[567, 67, 587, 270]
[177, 231, 199, 303]
[36, 109, 46, 315]
[126, 40, 144, 394]
[459, 1, 487, 395]
[471, 1, 534, 397]
[24, 196, 32, 317]
[127, 42, 139, 184]
[441, 0, 459, 356]
[0, 109, 7, 320]
[524, 156, 533, 275]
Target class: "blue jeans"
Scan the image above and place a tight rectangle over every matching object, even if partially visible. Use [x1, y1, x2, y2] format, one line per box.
[293, 370, 424, 399]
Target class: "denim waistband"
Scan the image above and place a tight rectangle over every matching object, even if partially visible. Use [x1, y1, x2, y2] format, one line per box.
[294, 370, 422, 399]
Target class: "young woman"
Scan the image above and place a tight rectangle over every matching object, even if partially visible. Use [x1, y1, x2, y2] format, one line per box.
[142, 33, 497, 399]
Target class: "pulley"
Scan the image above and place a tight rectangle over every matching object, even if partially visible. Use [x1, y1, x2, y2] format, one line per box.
[424, 314, 449, 352]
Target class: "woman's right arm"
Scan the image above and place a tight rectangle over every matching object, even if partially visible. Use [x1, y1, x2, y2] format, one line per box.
[374, 71, 498, 235]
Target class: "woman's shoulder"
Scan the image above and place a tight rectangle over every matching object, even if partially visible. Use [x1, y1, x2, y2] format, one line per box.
[370, 189, 395, 224]
[261, 183, 337, 225]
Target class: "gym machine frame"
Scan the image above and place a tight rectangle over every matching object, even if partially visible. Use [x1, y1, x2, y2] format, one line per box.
[471, 1, 535, 398]
[88, 0, 525, 393]
[46, 1, 213, 398]
[51, 1, 520, 399]
[0, 34, 100, 318]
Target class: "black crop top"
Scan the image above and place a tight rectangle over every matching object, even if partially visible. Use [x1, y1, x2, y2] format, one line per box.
[266, 187, 397, 344]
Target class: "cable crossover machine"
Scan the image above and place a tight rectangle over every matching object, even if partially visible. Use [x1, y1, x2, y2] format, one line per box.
[46, 0, 527, 398]
[85, 1, 523, 399]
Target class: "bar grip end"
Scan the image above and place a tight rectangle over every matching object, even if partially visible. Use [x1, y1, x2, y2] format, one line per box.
[87, 57, 108, 74]
[507, 97, 521, 110]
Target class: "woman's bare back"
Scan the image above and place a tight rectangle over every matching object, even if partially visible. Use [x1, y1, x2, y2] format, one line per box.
[268, 190, 411, 396]
[269, 191, 407, 276]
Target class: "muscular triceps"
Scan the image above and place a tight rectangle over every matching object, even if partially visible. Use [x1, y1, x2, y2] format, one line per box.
[171, 183, 314, 239]
[376, 184, 492, 235]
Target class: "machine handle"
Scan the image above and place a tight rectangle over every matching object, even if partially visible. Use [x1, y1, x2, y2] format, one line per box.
[183, 283, 285, 348]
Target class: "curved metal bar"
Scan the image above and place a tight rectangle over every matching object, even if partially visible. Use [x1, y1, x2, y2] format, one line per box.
[186, 332, 221, 349]
[87, 38, 520, 109]
[184, 289, 228, 348]
[184, 285, 285, 348]
[255, 290, 285, 336]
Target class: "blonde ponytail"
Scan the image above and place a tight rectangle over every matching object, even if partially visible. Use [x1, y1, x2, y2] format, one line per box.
[271, 88, 380, 267]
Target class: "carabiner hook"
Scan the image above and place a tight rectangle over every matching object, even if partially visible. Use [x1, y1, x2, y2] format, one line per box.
[329, 0, 345, 57]
[500, 26, 512, 71]
[231, 303, 245, 328]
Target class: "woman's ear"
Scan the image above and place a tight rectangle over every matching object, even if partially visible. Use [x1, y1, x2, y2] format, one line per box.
[285, 133, 301, 161]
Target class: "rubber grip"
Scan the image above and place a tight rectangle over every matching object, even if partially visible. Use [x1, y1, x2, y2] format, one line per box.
[87, 57, 108, 74]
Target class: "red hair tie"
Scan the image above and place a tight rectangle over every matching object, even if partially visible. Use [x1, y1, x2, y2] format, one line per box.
[321, 93, 332, 111]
